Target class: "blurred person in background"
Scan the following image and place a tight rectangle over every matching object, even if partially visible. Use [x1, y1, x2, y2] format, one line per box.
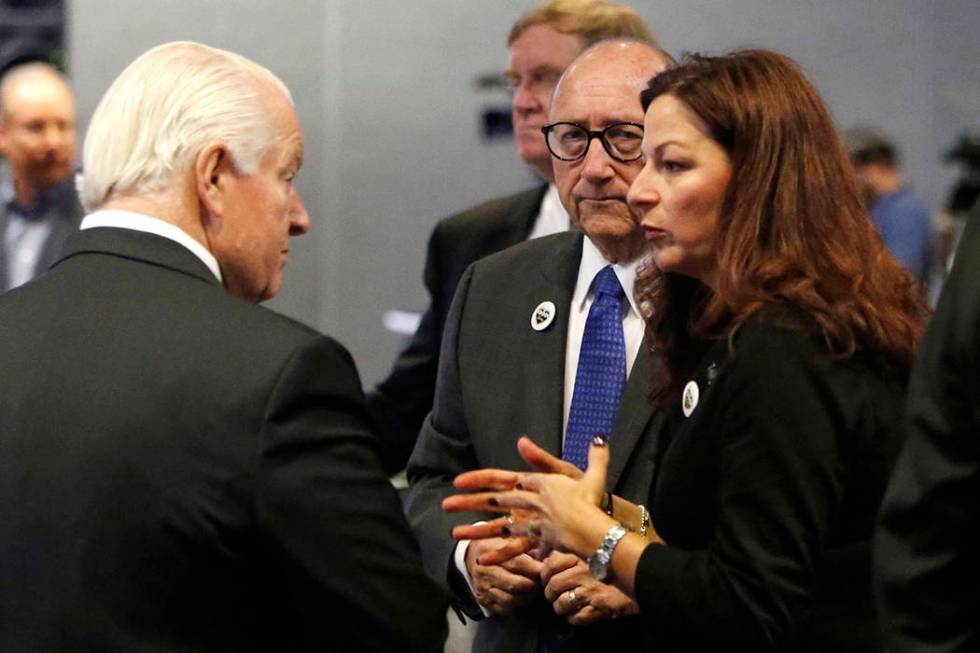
[845, 125, 932, 284]
[925, 132, 980, 303]
[0, 61, 81, 291]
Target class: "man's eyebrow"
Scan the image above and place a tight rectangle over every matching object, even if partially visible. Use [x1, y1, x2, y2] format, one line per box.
[504, 65, 563, 79]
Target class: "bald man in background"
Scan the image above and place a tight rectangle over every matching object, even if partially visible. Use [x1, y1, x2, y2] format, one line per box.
[0, 61, 81, 291]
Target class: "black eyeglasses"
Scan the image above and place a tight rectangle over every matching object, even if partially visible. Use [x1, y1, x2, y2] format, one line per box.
[540, 122, 644, 163]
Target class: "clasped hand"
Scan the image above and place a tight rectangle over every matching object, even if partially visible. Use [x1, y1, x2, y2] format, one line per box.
[446, 436, 637, 622]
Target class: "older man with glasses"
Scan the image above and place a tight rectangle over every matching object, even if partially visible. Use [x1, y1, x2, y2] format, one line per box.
[367, 0, 656, 476]
[406, 39, 672, 653]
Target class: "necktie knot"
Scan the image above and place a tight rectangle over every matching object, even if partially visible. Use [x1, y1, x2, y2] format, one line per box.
[593, 265, 624, 301]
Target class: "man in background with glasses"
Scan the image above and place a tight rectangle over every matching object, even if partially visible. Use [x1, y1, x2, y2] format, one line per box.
[367, 0, 655, 476]
[407, 39, 671, 653]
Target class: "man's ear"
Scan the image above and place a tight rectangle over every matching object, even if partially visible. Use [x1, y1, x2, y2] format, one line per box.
[195, 142, 233, 222]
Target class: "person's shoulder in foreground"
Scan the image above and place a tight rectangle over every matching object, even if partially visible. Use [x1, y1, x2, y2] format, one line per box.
[875, 211, 980, 653]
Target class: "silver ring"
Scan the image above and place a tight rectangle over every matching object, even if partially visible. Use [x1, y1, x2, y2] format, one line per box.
[567, 589, 578, 609]
[506, 514, 514, 526]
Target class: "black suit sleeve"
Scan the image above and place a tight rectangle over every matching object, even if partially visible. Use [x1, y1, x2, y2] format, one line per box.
[875, 217, 980, 653]
[368, 187, 544, 475]
[253, 335, 448, 652]
[367, 222, 453, 475]
[404, 265, 487, 617]
[636, 325, 889, 649]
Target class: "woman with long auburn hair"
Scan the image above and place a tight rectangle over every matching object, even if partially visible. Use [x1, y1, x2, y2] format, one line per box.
[443, 49, 927, 651]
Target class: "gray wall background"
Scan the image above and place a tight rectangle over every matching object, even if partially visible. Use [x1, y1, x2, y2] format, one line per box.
[68, 0, 980, 387]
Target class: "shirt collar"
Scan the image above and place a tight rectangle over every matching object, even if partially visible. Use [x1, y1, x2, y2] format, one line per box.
[541, 185, 567, 221]
[80, 210, 223, 283]
[572, 236, 642, 318]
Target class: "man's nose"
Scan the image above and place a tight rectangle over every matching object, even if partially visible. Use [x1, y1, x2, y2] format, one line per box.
[580, 137, 614, 180]
[43, 124, 69, 150]
[512, 82, 542, 114]
[289, 193, 311, 236]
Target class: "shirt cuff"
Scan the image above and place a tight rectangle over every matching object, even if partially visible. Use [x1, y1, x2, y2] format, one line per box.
[453, 531, 492, 618]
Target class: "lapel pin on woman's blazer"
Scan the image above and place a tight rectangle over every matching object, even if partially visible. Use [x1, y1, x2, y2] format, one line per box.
[531, 301, 557, 331]
[682, 380, 700, 417]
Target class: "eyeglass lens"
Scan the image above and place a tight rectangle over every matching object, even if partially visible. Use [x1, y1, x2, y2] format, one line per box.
[545, 123, 643, 161]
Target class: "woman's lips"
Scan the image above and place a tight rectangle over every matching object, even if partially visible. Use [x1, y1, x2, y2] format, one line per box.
[643, 225, 668, 241]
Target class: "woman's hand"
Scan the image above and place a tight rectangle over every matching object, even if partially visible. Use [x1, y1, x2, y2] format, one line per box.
[541, 551, 641, 625]
[443, 435, 615, 560]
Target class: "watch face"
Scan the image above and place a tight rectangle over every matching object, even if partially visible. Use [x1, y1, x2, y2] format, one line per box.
[588, 550, 610, 581]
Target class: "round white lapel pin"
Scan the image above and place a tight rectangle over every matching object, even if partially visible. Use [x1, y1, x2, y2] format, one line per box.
[531, 301, 557, 331]
[682, 380, 699, 418]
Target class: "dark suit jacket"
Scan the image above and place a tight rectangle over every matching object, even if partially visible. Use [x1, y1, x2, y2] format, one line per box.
[0, 227, 447, 652]
[406, 231, 665, 653]
[874, 212, 980, 653]
[0, 177, 83, 290]
[633, 309, 906, 652]
[368, 185, 547, 473]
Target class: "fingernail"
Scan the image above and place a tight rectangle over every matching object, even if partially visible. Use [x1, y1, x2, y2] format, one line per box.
[592, 434, 608, 447]
[515, 482, 524, 490]
[488, 497, 499, 506]
[500, 526, 511, 537]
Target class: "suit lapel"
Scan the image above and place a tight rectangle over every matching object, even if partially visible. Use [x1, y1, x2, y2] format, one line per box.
[520, 232, 582, 458]
[0, 206, 8, 290]
[606, 344, 661, 491]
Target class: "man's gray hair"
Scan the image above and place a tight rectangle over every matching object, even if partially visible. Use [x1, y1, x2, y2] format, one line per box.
[77, 41, 292, 211]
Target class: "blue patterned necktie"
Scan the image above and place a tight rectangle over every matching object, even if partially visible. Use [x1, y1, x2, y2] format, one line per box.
[562, 265, 627, 470]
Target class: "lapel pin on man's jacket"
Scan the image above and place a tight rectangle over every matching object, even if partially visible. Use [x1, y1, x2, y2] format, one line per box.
[531, 301, 556, 331]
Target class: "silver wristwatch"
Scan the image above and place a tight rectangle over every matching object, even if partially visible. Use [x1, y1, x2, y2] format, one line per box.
[588, 524, 627, 581]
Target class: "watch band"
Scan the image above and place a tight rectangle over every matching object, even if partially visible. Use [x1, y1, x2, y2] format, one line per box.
[588, 523, 627, 581]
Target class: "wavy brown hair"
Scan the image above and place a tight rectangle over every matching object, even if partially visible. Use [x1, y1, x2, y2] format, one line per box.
[635, 50, 927, 404]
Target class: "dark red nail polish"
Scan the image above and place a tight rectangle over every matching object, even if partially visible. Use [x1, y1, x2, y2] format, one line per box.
[488, 497, 499, 506]
[515, 482, 524, 490]
[500, 526, 511, 537]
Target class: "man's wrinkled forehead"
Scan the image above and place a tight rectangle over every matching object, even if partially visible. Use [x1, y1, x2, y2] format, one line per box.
[550, 74, 647, 124]
[548, 43, 667, 122]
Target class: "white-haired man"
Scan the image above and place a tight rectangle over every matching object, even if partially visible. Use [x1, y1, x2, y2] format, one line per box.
[0, 41, 447, 652]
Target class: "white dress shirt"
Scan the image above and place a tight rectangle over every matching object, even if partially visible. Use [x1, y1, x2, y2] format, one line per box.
[2, 180, 54, 290]
[80, 210, 223, 283]
[562, 236, 645, 434]
[454, 234, 646, 611]
[4, 215, 53, 290]
[526, 184, 571, 240]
